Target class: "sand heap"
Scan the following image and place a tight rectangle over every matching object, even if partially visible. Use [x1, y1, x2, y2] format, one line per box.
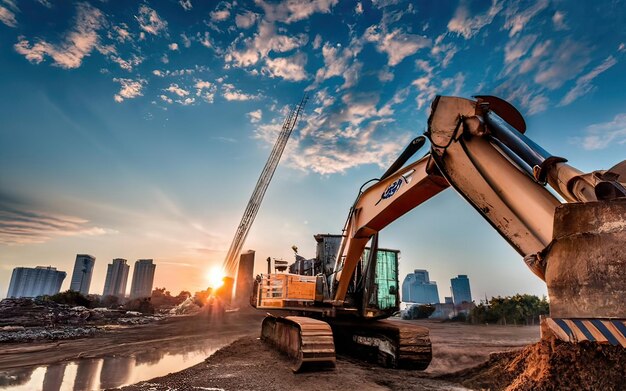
[444, 336, 626, 390]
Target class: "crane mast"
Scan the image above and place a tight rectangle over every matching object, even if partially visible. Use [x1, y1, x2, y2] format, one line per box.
[223, 94, 308, 276]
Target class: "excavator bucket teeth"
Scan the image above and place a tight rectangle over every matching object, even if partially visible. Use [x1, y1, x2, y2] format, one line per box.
[261, 315, 336, 372]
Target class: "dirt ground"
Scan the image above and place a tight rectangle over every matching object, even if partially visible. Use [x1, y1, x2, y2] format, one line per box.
[116, 319, 540, 391]
[442, 336, 626, 391]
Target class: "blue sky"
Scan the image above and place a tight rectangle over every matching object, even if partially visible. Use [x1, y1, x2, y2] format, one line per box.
[1, 0, 625, 300]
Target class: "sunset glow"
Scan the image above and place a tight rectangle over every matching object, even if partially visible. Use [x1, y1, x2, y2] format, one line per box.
[206, 266, 225, 289]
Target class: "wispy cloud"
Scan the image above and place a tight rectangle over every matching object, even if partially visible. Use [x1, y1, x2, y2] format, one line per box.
[502, 0, 548, 37]
[256, 0, 338, 24]
[14, 3, 104, 69]
[447, 0, 502, 39]
[0, 201, 114, 245]
[222, 83, 259, 101]
[577, 113, 626, 150]
[0, 3, 17, 27]
[179, 0, 192, 11]
[560, 56, 618, 106]
[364, 25, 431, 66]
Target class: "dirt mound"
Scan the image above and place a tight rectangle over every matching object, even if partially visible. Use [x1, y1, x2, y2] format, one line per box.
[442, 336, 626, 390]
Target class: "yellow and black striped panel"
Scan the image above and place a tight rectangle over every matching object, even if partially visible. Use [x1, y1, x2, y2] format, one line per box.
[545, 318, 626, 347]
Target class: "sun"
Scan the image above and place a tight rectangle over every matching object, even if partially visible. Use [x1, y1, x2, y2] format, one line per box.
[206, 265, 225, 289]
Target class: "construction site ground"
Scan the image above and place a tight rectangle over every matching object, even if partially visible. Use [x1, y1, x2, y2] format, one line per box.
[4, 311, 622, 390]
[117, 316, 541, 391]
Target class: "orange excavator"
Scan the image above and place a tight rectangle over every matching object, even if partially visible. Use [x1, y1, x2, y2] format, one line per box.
[251, 95, 626, 372]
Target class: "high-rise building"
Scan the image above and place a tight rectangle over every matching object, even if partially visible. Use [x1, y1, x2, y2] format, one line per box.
[103, 258, 129, 298]
[130, 259, 156, 299]
[6, 266, 66, 298]
[401, 269, 440, 304]
[451, 274, 472, 304]
[69, 254, 96, 295]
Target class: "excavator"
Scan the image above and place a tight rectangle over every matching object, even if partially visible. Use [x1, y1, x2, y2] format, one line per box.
[251, 95, 626, 372]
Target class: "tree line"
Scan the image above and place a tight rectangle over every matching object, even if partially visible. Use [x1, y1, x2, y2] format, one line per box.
[468, 294, 549, 325]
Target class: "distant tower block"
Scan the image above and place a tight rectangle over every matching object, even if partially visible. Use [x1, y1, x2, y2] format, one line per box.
[235, 250, 255, 304]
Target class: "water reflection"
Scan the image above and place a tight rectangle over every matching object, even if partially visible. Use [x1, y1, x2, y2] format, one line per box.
[73, 360, 99, 391]
[99, 356, 134, 389]
[42, 364, 66, 391]
[0, 367, 35, 388]
[0, 336, 234, 391]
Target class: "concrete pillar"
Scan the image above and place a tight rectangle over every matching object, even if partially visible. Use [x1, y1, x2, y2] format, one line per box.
[235, 250, 255, 305]
[544, 199, 626, 318]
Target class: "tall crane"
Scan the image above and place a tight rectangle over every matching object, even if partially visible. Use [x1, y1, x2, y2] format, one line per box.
[223, 94, 308, 277]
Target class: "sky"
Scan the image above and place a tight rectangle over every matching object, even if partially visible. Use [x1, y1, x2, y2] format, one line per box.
[1, 0, 625, 301]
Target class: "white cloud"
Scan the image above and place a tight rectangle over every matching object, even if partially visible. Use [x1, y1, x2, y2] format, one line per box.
[0, 4, 17, 27]
[552, 11, 568, 31]
[180, 33, 191, 48]
[225, 21, 308, 67]
[222, 83, 259, 101]
[169, 42, 179, 51]
[255, 92, 408, 175]
[247, 109, 263, 123]
[355, 2, 363, 14]
[314, 40, 362, 88]
[37, 0, 52, 8]
[110, 54, 143, 71]
[13, 3, 104, 69]
[210, 2, 231, 22]
[165, 83, 190, 97]
[179, 0, 192, 11]
[160, 94, 173, 104]
[136, 4, 167, 36]
[447, 0, 502, 39]
[560, 56, 618, 106]
[503, 0, 548, 37]
[113, 78, 146, 102]
[110, 24, 132, 43]
[235, 11, 258, 29]
[195, 80, 216, 103]
[263, 53, 308, 81]
[364, 25, 431, 66]
[579, 113, 626, 150]
[312, 34, 322, 49]
[256, 0, 338, 24]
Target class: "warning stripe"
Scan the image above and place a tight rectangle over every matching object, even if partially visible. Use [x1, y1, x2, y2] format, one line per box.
[545, 318, 626, 347]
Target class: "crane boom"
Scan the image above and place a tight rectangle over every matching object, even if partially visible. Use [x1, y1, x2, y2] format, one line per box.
[223, 94, 308, 276]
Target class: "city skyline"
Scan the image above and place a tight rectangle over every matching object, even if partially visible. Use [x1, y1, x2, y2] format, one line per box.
[2, 1, 626, 298]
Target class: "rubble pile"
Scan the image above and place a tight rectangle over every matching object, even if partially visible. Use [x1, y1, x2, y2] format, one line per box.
[443, 336, 626, 390]
[169, 297, 201, 315]
[0, 326, 103, 343]
[0, 298, 164, 343]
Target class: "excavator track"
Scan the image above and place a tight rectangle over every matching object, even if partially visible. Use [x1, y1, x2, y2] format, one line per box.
[261, 315, 336, 372]
[329, 318, 432, 370]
